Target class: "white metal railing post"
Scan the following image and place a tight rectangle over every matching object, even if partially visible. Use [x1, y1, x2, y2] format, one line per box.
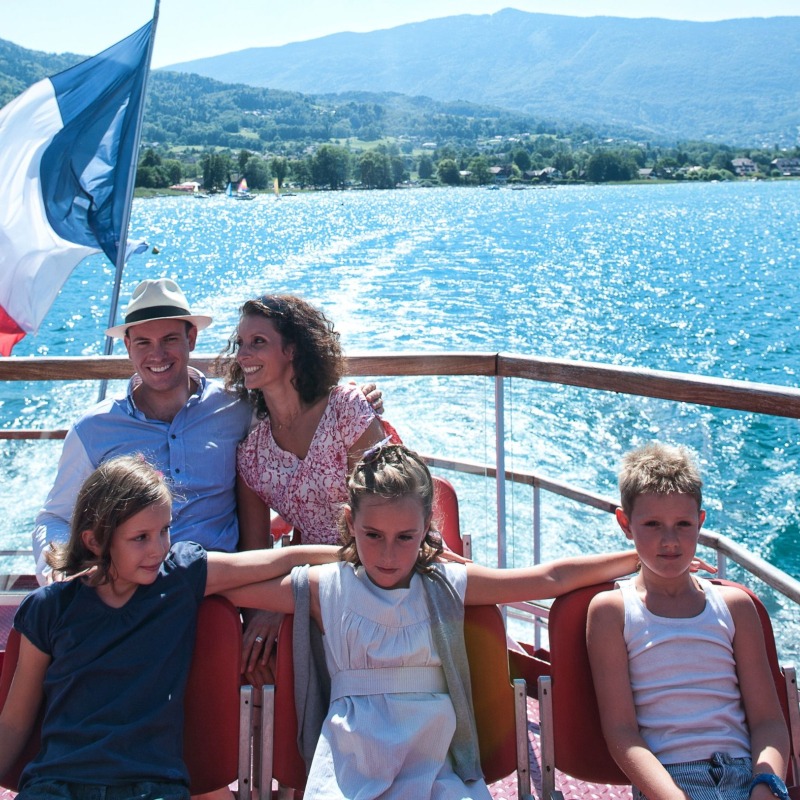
[533, 484, 542, 650]
[495, 376, 507, 568]
[717, 551, 727, 579]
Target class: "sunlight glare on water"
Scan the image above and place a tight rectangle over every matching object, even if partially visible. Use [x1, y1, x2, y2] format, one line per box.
[2, 182, 799, 655]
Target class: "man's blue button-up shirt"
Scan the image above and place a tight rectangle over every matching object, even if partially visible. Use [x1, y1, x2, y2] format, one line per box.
[32, 368, 253, 581]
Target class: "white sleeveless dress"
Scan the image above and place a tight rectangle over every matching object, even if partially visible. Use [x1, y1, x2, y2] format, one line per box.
[304, 561, 491, 800]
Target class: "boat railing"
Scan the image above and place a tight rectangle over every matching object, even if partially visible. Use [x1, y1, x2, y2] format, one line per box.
[3, 352, 800, 628]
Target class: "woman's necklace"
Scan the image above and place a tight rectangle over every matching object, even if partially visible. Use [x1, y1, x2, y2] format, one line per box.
[272, 403, 304, 431]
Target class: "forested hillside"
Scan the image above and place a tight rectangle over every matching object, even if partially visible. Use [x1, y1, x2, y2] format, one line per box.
[165, 9, 800, 146]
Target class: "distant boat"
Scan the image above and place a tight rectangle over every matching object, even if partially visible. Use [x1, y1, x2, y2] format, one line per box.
[235, 177, 256, 200]
[193, 187, 210, 199]
[225, 182, 234, 197]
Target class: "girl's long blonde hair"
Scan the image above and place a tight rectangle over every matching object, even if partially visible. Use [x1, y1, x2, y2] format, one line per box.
[338, 444, 443, 571]
[45, 455, 171, 585]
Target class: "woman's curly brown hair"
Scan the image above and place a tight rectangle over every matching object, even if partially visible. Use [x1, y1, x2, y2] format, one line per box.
[338, 444, 443, 573]
[45, 455, 172, 586]
[217, 294, 344, 419]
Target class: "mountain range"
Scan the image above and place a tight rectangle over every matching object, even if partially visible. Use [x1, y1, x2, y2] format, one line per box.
[164, 8, 800, 145]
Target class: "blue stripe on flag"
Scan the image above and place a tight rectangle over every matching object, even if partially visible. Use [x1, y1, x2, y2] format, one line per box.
[40, 21, 152, 263]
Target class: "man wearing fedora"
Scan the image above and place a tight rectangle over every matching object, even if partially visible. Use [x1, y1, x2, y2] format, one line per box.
[31, 278, 382, 584]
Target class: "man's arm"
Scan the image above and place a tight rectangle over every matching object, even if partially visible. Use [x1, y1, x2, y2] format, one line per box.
[587, 592, 690, 800]
[32, 428, 95, 584]
[721, 587, 789, 787]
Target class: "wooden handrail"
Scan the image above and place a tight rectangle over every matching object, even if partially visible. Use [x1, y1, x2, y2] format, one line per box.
[498, 354, 800, 420]
[0, 353, 498, 382]
[2, 352, 799, 419]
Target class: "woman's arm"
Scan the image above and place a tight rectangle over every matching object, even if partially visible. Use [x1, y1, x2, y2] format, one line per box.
[205, 544, 338, 596]
[0, 636, 50, 779]
[721, 587, 789, 783]
[587, 593, 690, 800]
[463, 550, 638, 605]
[236, 474, 273, 552]
[236, 473, 283, 682]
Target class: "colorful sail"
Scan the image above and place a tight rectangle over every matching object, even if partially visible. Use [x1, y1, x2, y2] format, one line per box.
[0, 21, 154, 356]
[238, 178, 248, 193]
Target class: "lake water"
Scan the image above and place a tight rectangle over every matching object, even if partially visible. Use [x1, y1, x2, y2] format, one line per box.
[2, 182, 799, 654]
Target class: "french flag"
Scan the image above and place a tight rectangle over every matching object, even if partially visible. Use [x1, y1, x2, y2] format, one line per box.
[0, 21, 154, 356]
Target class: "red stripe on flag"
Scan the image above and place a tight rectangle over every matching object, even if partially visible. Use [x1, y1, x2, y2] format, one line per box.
[0, 303, 25, 356]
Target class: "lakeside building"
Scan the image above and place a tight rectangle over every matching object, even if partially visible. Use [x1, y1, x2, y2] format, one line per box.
[732, 158, 757, 176]
[772, 157, 800, 176]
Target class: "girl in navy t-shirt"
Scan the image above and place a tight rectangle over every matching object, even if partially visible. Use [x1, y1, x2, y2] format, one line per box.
[0, 455, 337, 800]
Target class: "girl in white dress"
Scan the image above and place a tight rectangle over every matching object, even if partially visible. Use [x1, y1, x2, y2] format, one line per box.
[224, 444, 660, 799]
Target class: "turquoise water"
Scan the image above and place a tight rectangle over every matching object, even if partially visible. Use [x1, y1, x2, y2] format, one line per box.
[2, 182, 799, 653]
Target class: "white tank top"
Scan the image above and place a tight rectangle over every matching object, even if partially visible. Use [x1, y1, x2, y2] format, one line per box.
[619, 577, 750, 763]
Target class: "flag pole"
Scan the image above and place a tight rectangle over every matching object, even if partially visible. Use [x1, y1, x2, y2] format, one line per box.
[98, 0, 160, 402]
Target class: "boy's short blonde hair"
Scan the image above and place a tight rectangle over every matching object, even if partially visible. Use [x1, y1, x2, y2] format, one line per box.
[619, 442, 703, 516]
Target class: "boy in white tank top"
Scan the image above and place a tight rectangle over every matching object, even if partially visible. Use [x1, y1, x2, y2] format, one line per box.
[587, 443, 790, 800]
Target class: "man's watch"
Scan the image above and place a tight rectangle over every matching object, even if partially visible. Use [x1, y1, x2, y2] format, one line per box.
[749, 773, 790, 800]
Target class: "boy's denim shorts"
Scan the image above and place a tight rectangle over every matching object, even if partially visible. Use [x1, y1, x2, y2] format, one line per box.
[16, 780, 190, 800]
[633, 752, 753, 800]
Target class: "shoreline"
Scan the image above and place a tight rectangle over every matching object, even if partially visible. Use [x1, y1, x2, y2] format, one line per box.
[134, 176, 798, 199]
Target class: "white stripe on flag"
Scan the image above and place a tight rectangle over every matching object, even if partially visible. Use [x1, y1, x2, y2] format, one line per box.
[0, 79, 100, 335]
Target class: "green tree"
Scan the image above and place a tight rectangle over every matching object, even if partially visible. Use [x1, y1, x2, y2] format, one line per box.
[418, 154, 434, 179]
[141, 148, 162, 168]
[359, 150, 391, 188]
[437, 158, 461, 186]
[244, 155, 269, 189]
[200, 152, 233, 190]
[164, 159, 183, 186]
[238, 149, 253, 173]
[513, 149, 531, 172]
[585, 151, 632, 182]
[468, 156, 491, 185]
[290, 159, 313, 188]
[711, 152, 734, 174]
[553, 152, 575, 175]
[656, 157, 679, 176]
[312, 145, 349, 189]
[270, 157, 289, 188]
[391, 155, 408, 185]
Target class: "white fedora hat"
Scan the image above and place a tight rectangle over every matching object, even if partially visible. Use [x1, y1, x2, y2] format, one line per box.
[105, 278, 213, 338]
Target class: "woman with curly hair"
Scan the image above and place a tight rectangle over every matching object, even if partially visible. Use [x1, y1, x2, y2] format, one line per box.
[218, 295, 386, 681]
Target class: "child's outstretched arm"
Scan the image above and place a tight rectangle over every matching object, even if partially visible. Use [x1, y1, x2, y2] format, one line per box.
[721, 586, 789, 786]
[204, 544, 338, 596]
[464, 550, 639, 605]
[587, 592, 691, 800]
[0, 635, 50, 779]
[219, 574, 297, 616]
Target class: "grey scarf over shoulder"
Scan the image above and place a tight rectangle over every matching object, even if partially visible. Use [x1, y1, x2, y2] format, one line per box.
[290, 562, 483, 783]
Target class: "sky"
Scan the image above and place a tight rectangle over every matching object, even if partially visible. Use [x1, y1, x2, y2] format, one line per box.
[2, 0, 799, 68]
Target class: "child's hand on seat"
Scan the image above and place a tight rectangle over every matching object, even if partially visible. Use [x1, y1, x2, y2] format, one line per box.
[689, 556, 718, 574]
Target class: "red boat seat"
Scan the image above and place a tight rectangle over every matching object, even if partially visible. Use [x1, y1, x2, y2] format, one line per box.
[538, 580, 800, 800]
[433, 475, 466, 557]
[0, 595, 245, 795]
[265, 604, 533, 797]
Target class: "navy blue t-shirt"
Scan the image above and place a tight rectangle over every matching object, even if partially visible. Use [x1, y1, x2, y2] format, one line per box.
[14, 541, 207, 788]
